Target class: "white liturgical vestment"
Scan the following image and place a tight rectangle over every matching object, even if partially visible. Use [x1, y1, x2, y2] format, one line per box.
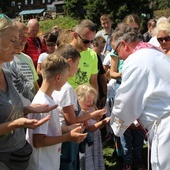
[110, 46, 170, 170]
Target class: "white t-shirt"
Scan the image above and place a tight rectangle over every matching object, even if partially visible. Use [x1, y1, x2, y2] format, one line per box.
[26, 90, 61, 170]
[37, 52, 48, 64]
[52, 82, 78, 126]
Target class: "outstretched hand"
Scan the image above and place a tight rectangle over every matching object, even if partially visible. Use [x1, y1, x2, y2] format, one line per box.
[24, 104, 58, 115]
[91, 107, 107, 120]
[103, 117, 111, 124]
[14, 115, 51, 129]
[69, 126, 87, 143]
[67, 123, 84, 131]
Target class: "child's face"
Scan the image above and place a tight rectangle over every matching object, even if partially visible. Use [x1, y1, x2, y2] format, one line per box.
[68, 58, 80, 77]
[101, 18, 113, 30]
[46, 42, 56, 54]
[93, 43, 105, 55]
[79, 93, 95, 111]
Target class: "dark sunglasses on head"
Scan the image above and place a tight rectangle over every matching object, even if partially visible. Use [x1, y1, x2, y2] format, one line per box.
[157, 36, 170, 43]
[46, 43, 56, 47]
[76, 33, 94, 44]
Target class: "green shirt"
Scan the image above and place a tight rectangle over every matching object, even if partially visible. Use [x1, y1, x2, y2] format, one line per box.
[68, 48, 98, 89]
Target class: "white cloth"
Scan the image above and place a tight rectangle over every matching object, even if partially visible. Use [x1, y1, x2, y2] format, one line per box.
[107, 79, 116, 99]
[52, 82, 78, 126]
[37, 52, 48, 64]
[103, 52, 111, 67]
[26, 90, 61, 170]
[148, 36, 160, 48]
[110, 47, 170, 169]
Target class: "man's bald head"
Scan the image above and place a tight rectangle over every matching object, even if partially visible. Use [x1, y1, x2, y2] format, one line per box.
[27, 19, 39, 27]
[27, 19, 39, 38]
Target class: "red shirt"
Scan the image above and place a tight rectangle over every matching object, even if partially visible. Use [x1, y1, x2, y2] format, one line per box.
[22, 37, 46, 68]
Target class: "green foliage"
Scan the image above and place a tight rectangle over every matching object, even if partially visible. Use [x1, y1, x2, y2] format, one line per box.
[63, 0, 153, 30]
[64, 0, 87, 19]
[154, 0, 170, 10]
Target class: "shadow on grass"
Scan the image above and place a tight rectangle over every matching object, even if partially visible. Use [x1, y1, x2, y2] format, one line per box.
[102, 127, 148, 170]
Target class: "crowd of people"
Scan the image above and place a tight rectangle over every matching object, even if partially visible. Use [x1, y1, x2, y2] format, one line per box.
[0, 11, 170, 170]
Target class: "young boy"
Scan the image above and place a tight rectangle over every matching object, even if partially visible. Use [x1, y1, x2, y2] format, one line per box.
[26, 54, 87, 170]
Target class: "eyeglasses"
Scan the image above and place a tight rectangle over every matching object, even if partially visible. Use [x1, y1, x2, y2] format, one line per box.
[76, 33, 94, 44]
[157, 36, 170, 43]
[46, 43, 56, 47]
[113, 42, 121, 56]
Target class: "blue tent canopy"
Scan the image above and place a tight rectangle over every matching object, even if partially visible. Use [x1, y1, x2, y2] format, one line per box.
[19, 9, 45, 15]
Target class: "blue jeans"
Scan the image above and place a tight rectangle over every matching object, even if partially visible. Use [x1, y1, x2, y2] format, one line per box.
[60, 141, 79, 170]
[120, 128, 145, 165]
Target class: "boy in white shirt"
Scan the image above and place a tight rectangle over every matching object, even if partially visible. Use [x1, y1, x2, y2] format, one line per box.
[26, 54, 87, 170]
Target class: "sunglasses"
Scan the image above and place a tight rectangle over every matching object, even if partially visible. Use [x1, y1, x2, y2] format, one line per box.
[46, 43, 56, 47]
[157, 36, 170, 43]
[76, 33, 94, 44]
[113, 42, 121, 56]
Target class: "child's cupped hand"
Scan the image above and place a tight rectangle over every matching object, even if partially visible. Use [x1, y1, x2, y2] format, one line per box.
[91, 107, 107, 120]
[103, 117, 111, 124]
[69, 126, 87, 143]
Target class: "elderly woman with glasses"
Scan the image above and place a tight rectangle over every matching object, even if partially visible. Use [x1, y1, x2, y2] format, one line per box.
[156, 20, 170, 57]
[0, 14, 57, 170]
[110, 22, 170, 170]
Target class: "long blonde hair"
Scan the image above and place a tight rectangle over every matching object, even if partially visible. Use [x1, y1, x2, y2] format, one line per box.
[75, 83, 98, 105]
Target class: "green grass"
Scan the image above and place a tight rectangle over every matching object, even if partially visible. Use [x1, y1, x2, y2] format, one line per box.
[101, 127, 148, 170]
[103, 140, 148, 170]
[103, 147, 115, 167]
[102, 139, 123, 170]
[39, 15, 78, 33]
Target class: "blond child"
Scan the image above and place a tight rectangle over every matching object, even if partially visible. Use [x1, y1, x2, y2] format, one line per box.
[75, 83, 110, 170]
[26, 54, 87, 170]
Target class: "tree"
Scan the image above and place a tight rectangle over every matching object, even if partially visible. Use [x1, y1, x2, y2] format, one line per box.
[64, 0, 153, 30]
[153, 0, 170, 10]
[64, 0, 87, 19]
